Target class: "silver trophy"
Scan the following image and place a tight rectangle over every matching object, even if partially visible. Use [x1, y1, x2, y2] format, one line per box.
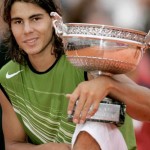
[51, 12, 150, 126]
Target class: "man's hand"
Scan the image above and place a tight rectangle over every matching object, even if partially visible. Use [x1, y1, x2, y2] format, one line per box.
[66, 75, 112, 124]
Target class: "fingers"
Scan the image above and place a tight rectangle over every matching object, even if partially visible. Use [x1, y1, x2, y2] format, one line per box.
[74, 98, 100, 124]
[72, 94, 87, 124]
[66, 91, 79, 116]
[86, 101, 99, 119]
[66, 89, 101, 124]
[66, 78, 110, 124]
[67, 83, 89, 124]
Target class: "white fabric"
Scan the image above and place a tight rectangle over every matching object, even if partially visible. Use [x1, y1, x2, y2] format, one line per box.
[72, 121, 128, 150]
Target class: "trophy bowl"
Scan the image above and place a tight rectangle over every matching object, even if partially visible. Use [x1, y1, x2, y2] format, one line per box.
[62, 23, 149, 75]
[51, 12, 150, 125]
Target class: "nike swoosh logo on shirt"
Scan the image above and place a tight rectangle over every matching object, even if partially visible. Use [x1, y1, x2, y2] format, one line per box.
[6, 70, 23, 79]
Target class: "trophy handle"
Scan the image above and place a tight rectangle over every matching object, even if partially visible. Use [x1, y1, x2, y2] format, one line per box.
[145, 30, 150, 48]
[50, 12, 67, 37]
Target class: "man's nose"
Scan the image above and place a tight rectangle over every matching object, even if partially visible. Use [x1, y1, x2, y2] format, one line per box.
[23, 22, 34, 34]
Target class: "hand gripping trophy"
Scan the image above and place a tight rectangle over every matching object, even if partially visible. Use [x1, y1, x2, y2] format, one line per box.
[51, 12, 150, 126]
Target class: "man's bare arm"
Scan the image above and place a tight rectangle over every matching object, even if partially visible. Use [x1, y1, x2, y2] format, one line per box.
[67, 74, 150, 123]
[0, 90, 71, 150]
[109, 74, 150, 121]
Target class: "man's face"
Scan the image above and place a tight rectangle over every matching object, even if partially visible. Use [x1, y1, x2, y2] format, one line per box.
[10, 2, 53, 56]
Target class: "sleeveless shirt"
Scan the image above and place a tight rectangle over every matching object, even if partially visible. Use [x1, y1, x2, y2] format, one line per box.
[0, 55, 136, 149]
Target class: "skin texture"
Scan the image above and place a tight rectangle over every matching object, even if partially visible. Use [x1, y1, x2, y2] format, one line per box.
[67, 74, 150, 124]
[10, 2, 56, 72]
[73, 131, 101, 150]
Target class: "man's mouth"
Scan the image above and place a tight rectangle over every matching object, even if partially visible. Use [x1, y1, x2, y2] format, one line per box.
[24, 38, 38, 45]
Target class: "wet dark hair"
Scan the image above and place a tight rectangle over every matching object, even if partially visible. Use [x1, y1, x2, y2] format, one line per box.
[2, 0, 64, 65]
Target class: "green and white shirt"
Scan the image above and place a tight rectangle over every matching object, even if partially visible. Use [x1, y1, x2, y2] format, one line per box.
[0, 55, 136, 149]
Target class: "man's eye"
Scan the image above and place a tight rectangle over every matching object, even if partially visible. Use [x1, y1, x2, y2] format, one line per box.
[14, 20, 22, 24]
[33, 17, 41, 21]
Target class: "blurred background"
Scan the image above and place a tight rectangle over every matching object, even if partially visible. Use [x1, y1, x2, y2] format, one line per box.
[0, 0, 150, 149]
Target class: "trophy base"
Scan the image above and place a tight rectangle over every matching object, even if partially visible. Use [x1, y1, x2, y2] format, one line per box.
[68, 97, 126, 126]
